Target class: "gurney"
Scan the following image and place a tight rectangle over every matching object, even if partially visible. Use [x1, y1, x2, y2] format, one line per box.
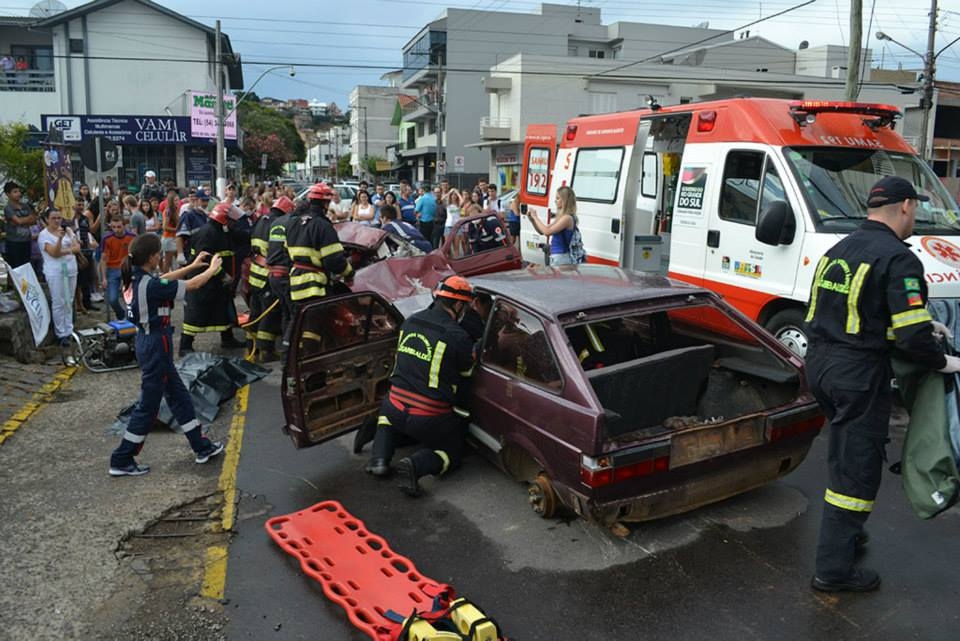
[266, 500, 507, 641]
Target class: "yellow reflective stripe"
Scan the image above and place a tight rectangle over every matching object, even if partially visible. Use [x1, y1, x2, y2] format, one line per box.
[579, 348, 590, 363]
[585, 324, 605, 353]
[182, 323, 232, 334]
[805, 256, 830, 322]
[824, 489, 874, 512]
[845, 263, 871, 334]
[377, 415, 391, 427]
[217, 250, 234, 257]
[249, 263, 269, 276]
[251, 238, 269, 252]
[255, 330, 277, 340]
[268, 224, 287, 242]
[886, 327, 895, 341]
[435, 450, 451, 474]
[291, 286, 327, 301]
[891, 308, 933, 330]
[290, 272, 329, 286]
[428, 341, 447, 388]
[248, 276, 267, 289]
[287, 243, 344, 265]
[302, 330, 324, 342]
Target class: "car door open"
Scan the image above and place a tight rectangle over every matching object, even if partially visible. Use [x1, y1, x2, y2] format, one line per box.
[282, 292, 402, 449]
[442, 214, 522, 276]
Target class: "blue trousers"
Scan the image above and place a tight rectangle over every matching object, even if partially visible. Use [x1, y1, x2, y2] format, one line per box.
[106, 267, 126, 321]
[110, 330, 208, 467]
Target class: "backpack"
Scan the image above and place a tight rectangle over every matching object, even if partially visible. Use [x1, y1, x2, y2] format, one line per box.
[568, 224, 587, 264]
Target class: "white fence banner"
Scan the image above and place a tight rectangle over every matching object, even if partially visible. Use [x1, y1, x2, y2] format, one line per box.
[10, 263, 50, 346]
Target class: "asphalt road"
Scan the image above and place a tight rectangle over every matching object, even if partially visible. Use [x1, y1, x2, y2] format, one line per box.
[225, 370, 960, 641]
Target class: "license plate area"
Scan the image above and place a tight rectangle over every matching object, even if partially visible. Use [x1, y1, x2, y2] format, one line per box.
[670, 415, 765, 467]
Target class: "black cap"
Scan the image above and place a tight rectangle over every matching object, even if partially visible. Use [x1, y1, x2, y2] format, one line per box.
[867, 176, 930, 208]
[3, 180, 21, 194]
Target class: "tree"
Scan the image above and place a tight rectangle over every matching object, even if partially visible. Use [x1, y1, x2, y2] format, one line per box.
[237, 102, 305, 176]
[0, 123, 43, 204]
[338, 153, 352, 180]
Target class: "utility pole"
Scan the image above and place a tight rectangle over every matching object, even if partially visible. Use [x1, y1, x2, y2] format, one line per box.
[215, 19, 226, 198]
[845, 0, 862, 101]
[363, 106, 369, 181]
[436, 53, 444, 185]
[919, 0, 938, 161]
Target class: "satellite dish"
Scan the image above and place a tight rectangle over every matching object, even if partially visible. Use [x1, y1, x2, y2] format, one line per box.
[29, 0, 68, 18]
[799, 40, 810, 50]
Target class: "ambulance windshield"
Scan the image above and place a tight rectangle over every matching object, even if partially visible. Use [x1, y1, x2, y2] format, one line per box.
[784, 147, 960, 234]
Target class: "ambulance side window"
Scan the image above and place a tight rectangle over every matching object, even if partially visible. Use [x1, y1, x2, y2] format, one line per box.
[719, 151, 766, 225]
[640, 152, 658, 198]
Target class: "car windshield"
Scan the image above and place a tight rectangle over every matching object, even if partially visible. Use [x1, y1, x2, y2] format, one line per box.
[783, 146, 960, 233]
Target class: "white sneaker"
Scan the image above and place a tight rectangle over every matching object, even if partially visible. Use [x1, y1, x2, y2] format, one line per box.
[90, 292, 104, 302]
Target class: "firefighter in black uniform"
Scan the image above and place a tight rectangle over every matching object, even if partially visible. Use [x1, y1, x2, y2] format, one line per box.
[179, 203, 243, 356]
[246, 196, 294, 361]
[266, 197, 297, 356]
[804, 176, 960, 593]
[365, 275, 478, 497]
[283, 183, 353, 348]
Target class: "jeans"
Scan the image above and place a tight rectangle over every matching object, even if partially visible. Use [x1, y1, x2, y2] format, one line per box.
[106, 267, 126, 320]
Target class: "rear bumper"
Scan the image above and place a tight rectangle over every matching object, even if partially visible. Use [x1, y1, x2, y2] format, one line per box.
[555, 438, 815, 525]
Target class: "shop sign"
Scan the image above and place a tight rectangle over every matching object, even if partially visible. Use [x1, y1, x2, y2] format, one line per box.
[189, 91, 237, 140]
[41, 115, 238, 147]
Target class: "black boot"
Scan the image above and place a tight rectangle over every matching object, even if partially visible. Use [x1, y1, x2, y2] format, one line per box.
[179, 335, 195, 357]
[220, 329, 244, 349]
[353, 417, 377, 454]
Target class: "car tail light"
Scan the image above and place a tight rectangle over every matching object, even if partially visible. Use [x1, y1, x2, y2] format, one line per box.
[696, 110, 717, 133]
[565, 125, 578, 141]
[580, 451, 670, 488]
[766, 414, 825, 442]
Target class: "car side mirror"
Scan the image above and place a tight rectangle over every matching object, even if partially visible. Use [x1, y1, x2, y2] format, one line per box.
[755, 201, 795, 246]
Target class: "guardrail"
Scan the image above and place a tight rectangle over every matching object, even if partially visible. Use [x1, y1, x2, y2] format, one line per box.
[0, 70, 55, 92]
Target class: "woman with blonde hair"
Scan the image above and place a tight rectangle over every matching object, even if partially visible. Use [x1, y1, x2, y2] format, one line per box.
[524, 185, 585, 266]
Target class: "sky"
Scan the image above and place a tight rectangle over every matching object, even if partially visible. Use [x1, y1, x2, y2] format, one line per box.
[4, 0, 960, 105]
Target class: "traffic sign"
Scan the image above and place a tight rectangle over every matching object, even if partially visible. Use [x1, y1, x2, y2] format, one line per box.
[80, 137, 118, 172]
[452, 155, 465, 173]
[437, 160, 447, 174]
[260, 153, 268, 170]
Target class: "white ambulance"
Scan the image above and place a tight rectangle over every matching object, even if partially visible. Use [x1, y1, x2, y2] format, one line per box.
[519, 98, 960, 356]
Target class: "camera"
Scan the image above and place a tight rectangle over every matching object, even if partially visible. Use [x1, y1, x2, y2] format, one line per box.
[520, 203, 528, 215]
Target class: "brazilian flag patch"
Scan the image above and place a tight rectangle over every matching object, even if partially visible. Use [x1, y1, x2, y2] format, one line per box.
[907, 292, 923, 306]
[904, 277, 921, 291]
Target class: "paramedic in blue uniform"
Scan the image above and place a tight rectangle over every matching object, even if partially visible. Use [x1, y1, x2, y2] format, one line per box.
[804, 176, 960, 592]
[365, 275, 478, 497]
[108, 233, 226, 476]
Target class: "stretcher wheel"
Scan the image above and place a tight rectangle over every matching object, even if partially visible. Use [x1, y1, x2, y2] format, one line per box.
[528, 473, 558, 518]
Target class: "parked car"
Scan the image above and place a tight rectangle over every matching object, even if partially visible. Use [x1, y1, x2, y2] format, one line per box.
[294, 183, 358, 204]
[281, 266, 823, 525]
[335, 213, 523, 299]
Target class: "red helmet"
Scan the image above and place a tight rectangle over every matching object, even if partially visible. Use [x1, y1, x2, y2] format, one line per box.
[307, 182, 334, 201]
[272, 196, 295, 214]
[435, 275, 475, 302]
[209, 202, 231, 225]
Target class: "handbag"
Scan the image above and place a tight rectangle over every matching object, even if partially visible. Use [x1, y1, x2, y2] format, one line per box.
[76, 252, 90, 270]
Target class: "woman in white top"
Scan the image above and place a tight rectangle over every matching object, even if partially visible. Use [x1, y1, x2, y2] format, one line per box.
[39, 209, 93, 345]
[140, 199, 161, 234]
[443, 188, 464, 253]
[351, 190, 377, 226]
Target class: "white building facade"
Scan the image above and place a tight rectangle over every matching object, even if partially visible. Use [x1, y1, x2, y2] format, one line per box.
[0, 0, 243, 188]
[348, 85, 410, 180]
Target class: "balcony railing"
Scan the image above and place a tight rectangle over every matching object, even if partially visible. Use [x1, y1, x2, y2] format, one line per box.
[0, 69, 55, 92]
[480, 116, 512, 140]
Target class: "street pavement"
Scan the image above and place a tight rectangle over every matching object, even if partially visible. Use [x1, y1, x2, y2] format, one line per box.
[225, 370, 960, 641]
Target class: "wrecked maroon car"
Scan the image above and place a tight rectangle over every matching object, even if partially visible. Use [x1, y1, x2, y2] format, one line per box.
[281, 266, 823, 525]
[335, 214, 523, 299]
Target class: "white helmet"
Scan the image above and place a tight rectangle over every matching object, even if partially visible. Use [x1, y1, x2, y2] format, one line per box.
[144, 170, 156, 179]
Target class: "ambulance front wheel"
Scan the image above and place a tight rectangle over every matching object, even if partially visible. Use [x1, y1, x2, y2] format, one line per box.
[766, 308, 808, 359]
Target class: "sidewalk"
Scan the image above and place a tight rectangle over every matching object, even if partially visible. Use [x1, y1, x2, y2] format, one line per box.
[0, 326, 245, 641]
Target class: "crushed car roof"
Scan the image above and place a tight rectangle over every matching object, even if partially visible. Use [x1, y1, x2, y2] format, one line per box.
[469, 265, 709, 316]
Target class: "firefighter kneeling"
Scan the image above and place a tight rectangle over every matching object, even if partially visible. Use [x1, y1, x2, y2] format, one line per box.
[364, 275, 478, 497]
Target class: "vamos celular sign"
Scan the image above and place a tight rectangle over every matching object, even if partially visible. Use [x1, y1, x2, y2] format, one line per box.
[41, 115, 239, 146]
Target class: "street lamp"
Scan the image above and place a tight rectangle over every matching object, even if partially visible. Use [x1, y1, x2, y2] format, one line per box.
[877, 27, 960, 161]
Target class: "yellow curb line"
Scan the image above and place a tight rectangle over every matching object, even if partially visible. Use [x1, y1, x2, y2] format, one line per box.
[200, 383, 248, 601]
[0, 366, 78, 445]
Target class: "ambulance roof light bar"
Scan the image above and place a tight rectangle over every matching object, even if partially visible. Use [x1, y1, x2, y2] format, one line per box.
[789, 101, 902, 130]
